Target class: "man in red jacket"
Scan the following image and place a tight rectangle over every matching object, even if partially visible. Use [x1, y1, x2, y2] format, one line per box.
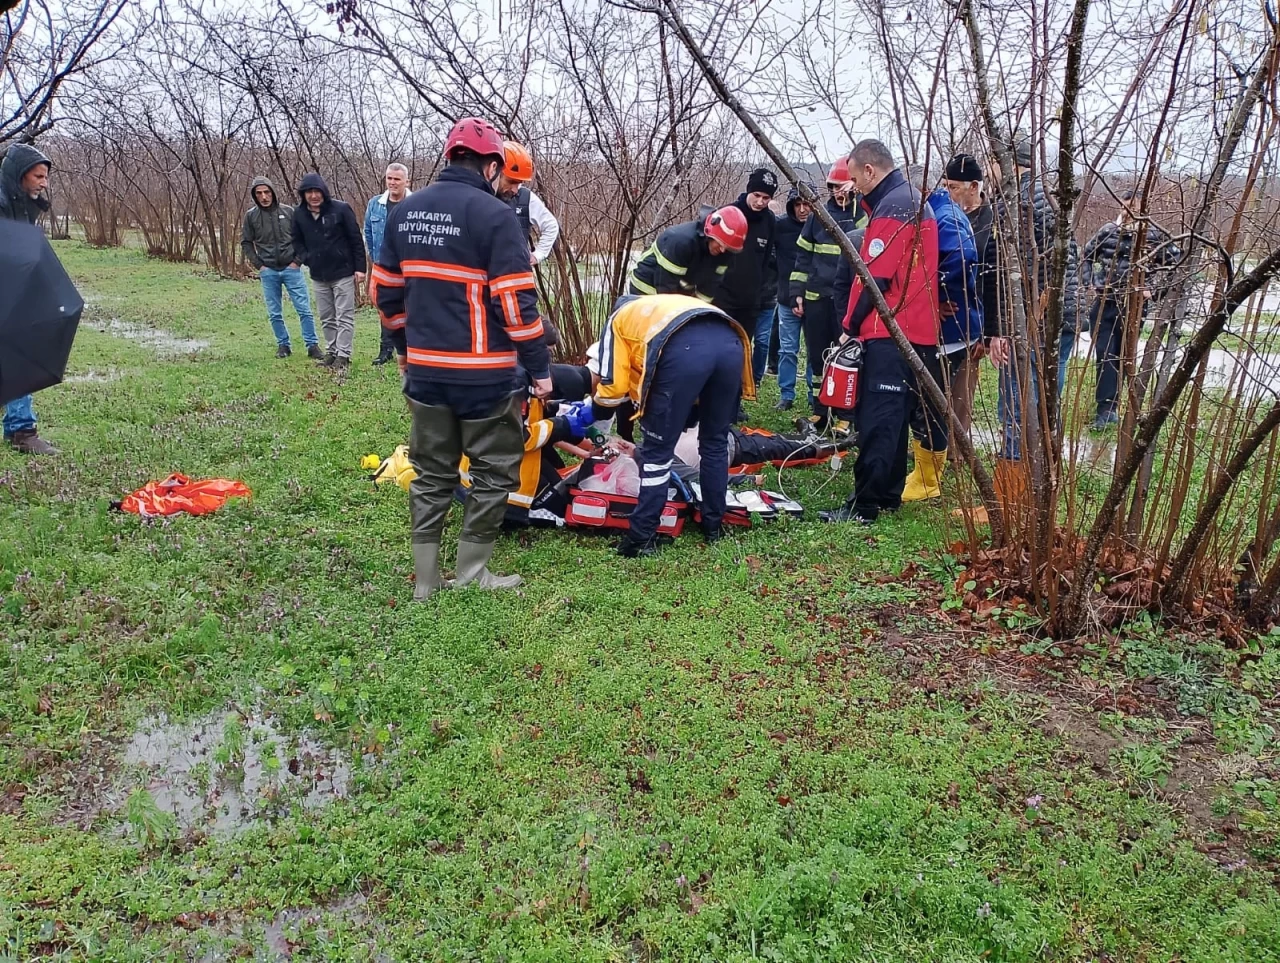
[822, 139, 941, 524]
[374, 117, 552, 598]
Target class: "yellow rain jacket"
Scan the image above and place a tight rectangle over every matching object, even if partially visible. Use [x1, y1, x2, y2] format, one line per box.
[592, 294, 755, 419]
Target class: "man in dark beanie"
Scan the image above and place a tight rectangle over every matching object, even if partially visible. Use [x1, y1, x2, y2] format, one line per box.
[714, 167, 779, 386]
[941, 152, 995, 445]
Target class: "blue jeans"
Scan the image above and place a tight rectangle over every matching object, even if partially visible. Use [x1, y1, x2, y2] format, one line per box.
[998, 325, 1076, 461]
[1058, 322, 1075, 398]
[631, 320, 743, 541]
[260, 266, 318, 348]
[2, 394, 36, 436]
[774, 303, 806, 404]
[751, 305, 777, 385]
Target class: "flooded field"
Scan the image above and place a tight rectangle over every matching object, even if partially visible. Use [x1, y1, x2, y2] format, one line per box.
[112, 706, 351, 836]
[85, 318, 209, 355]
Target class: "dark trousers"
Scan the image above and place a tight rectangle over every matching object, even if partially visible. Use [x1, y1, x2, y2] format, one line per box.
[802, 297, 843, 419]
[728, 305, 759, 343]
[379, 325, 395, 355]
[906, 344, 949, 452]
[631, 321, 744, 542]
[853, 338, 939, 520]
[1091, 297, 1122, 416]
[405, 379, 523, 546]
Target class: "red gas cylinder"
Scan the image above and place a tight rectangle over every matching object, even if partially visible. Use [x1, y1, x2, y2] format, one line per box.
[817, 338, 864, 410]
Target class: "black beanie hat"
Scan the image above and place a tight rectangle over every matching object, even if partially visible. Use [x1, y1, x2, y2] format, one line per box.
[945, 153, 984, 182]
[746, 167, 779, 197]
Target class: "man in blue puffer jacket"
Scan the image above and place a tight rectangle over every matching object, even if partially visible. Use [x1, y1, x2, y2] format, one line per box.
[897, 166, 982, 501]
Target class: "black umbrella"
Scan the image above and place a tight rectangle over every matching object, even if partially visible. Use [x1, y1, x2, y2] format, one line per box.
[0, 219, 83, 408]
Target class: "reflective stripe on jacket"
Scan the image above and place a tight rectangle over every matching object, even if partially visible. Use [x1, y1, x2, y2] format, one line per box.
[460, 395, 569, 511]
[593, 294, 755, 418]
[628, 219, 732, 302]
[789, 196, 863, 302]
[373, 165, 550, 384]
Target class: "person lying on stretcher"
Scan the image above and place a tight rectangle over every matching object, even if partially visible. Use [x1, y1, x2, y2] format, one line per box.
[461, 352, 850, 529]
[674, 424, 850, 474]
[458, 363, 598, 528]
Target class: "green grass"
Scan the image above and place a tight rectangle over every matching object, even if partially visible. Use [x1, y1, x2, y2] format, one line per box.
[0, 242, 1277, 961]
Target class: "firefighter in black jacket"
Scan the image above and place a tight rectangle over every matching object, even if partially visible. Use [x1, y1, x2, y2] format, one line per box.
[628, 206, 749, 301]
[374, 117, 552, 600]
[715, 168, 779, 381]
[790, 157, 866, 431]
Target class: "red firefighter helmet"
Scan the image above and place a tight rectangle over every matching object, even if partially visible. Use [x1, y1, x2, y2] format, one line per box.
[703, 205, 748, 252]
[827, 156, 851, 185]
[443, 117, 505, 161]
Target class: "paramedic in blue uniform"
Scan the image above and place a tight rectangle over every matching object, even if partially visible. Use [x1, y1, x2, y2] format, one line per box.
[590, 294, 755, 557]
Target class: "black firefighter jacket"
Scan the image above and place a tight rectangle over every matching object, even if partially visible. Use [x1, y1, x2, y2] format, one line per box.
[373, 165, 550, 385]
[790, 195, 864, 304]
[628, 218, 734, 303]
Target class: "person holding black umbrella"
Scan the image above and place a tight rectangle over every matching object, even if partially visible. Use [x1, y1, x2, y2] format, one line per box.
[0, 143, 58, 455]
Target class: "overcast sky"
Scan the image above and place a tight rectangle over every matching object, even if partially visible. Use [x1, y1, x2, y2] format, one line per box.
[207, 0, 1274, 179]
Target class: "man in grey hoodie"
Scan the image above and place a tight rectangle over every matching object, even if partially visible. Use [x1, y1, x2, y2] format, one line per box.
[0, 143, 58, 455]
[241, 177, 322, 359]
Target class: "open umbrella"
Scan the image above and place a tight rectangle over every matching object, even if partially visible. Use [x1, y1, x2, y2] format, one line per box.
[0, 219, 83, 408]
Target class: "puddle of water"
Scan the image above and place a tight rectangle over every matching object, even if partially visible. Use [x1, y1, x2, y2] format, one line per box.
[1061, 331, 1280, 395]
[191, 894, 391, 963]
[87, 318, 209, 356]
[970, 424, 1117, 469]
[262, 896, 386, 960]
[63, 367, 122, 384]
[1202, 347, 1280, 395]
[1062, 431, 1117, 468]
[119, 707, 350, 835]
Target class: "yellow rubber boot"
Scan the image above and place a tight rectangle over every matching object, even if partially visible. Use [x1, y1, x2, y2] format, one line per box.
[902, 440, 947, 502]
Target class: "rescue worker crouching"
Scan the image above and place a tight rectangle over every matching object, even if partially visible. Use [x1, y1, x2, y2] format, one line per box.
[590, 294, 755, 557]
[628, 206, 749, 301]
[373, 116, 553, 600]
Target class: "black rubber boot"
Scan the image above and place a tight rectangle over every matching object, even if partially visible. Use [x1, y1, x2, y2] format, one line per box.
[818, 501, 874, 525]
[617, 534, 660, 558]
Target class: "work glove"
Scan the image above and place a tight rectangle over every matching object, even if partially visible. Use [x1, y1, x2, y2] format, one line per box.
[560, 400, 595, 439]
